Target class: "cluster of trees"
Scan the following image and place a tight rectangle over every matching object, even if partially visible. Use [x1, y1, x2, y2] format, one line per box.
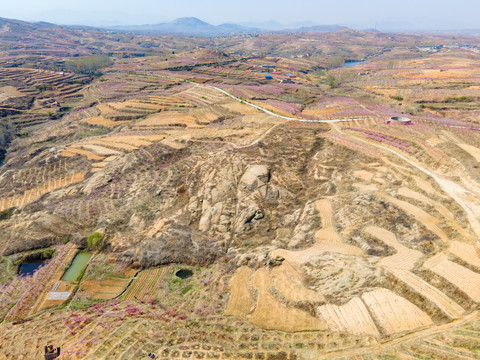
[87, 232, 104, 251]
[327, 57, 346, 69]
[64, 56, 113, 74]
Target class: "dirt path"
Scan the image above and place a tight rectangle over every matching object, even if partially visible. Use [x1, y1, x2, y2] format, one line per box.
[201, 83, 374, 123]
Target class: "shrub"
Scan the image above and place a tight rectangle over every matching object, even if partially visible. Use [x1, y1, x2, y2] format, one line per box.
[327, 57, 345, 69]
[0, 209, 13, 221]
[391, 95, 403, 101]
[326, 74, 337, 88]
[86, 232, 104, 251]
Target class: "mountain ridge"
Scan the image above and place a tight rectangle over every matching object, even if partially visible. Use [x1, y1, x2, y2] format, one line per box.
[108, 16, 347, 35]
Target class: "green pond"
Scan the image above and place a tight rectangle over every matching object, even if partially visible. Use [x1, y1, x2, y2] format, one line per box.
[62, 252, 92, 282]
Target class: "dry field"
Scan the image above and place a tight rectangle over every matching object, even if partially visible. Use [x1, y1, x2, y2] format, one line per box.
[122, 267, 170, 302]
[0, 172, 85, 212]
[79, 277, 132, 300]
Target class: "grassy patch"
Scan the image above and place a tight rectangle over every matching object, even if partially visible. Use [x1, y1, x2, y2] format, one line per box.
[83, 254, 129, 280]
[0, 257, 16, 284]
[74, 124, 109, 140]
[68, 298, 103, 310]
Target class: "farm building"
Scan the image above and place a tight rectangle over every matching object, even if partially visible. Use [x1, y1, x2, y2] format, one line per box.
[265, 75, 273, 80]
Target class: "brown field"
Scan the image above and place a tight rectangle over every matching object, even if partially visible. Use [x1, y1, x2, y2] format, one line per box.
[61, 147, 105, 161]
[220, 101, 260, 114]
[0, 85, 22, 100]
[387, 268, 465, 320]
[424, 254, 480, 302]
[271, 261, 323, 303]
[0, 172, 85, 212]
[83, 116, 131, 127]
[317, 297, 380, 336]
[251, 100, 294, 117]
[136, 112, 201, 128]
[362, 288, 433, 335]
[225, 266, 254, 317]
[122, 267, 169, 302]
[457, 143, 480, 162]
[366, 226, 423, 270]
[248, 268, 325, 331]
[80, 278, 132, 300]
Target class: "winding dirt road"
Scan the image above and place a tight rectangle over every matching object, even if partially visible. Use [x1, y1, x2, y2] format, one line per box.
[205, 84, 373, 123]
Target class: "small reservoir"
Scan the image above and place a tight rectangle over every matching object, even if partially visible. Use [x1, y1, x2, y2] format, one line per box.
[343, 60, 368, 68]
[18, 260, 45, 277]
[62, 252, 92, 282]
[175, 269, 193, 279]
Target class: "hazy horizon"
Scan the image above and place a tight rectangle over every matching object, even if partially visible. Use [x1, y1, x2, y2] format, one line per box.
[2, 0, 480, 32]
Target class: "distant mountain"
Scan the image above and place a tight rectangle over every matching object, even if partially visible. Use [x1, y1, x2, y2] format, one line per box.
[0, 17, 57, 32]
[110, 17, 259, 36]
[290, 24, 347, 33]
[239, 20, 285, 31]
[0, 16, 348, 38]
[0, 17, 105, 34]
[287, 20, 320, 29]
[236, 20, 346, 33]
[110, 17, 348, 36]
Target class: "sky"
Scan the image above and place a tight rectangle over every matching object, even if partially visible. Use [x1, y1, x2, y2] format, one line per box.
[1, 0, 480, 31]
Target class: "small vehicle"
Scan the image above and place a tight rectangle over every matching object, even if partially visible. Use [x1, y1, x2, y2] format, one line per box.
[44, 345, 61, 360]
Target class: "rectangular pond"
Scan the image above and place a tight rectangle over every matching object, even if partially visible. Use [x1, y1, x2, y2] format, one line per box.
[62, 252, 92, 282]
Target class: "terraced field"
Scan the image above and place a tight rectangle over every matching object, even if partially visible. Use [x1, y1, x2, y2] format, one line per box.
[122, 267, 170, 302]
[2, 23, 480, 360]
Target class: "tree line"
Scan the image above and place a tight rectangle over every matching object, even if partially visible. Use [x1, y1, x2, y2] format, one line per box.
[64, 56, 113, 74]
